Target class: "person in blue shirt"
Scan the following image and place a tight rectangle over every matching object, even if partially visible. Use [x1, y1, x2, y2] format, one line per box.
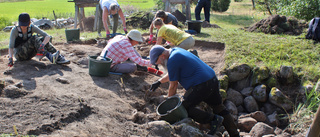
[149, 45, 239, 136]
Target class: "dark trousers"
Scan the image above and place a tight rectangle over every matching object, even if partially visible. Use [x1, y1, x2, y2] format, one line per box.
[182, 76, 239, 136]
[195, 0, 211, 22]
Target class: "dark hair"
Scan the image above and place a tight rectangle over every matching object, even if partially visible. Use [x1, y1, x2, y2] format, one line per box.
[153, 18, 164, 27]
[110, 3, 119, 11]
[155, 10, 167, 21]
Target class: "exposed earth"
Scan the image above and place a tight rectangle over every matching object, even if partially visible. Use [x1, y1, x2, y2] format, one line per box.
[0, 38, 226, 136]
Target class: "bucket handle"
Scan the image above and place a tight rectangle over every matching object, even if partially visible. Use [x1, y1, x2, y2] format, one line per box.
[165, 95, 184, 114]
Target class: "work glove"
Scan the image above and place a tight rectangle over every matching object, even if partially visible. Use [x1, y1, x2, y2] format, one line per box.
[123, 27, 128, 34]
[149, 34, 153, 41]
[38, 44, 45, 54]
[150, 81, 161, 92]
[8, 57, 13, 67]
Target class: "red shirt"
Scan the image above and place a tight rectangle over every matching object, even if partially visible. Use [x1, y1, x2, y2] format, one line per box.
[100, 35, 152, 68]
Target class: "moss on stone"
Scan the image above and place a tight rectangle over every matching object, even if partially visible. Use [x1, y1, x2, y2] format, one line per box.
[219, 75, 229, 90]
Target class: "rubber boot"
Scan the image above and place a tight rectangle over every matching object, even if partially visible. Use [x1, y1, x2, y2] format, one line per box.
[221, 113, 240, 137]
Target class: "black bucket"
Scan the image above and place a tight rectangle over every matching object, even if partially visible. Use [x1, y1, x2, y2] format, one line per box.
[187, 20, 203, 33]
[156, 95, 188, 124]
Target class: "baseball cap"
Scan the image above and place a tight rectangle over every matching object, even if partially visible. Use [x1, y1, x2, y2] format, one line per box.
[126, 30, 143, 42]
[18, 13, 30, 26]
[149, 45, 165, 65]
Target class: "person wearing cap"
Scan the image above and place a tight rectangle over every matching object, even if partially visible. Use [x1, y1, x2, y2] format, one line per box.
[148, 45, 240, 136]
[153, 18, 194, 50]
[7, 13, 70, 67]
[98, 30, 152, 73]
[100, 0, 127, 38]
[149, 10, 178, 42]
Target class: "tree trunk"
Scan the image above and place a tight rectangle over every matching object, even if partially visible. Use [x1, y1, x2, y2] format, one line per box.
[252, 0, 255, 9]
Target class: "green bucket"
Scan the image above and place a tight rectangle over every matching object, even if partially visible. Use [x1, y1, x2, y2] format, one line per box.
[88, 56, 112, 77]
[65, 28, 80, 41]
[156, 95, 188, 124]
[187, 20, 203, 33]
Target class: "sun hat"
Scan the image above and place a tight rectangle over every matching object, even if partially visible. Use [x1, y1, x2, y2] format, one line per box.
[126, 30, 143, 42]
[149, 45, 165, 65]
[18, 13, 30, 26]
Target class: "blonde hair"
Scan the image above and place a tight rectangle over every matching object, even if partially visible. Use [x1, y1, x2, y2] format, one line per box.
[153, 18, 164, 27]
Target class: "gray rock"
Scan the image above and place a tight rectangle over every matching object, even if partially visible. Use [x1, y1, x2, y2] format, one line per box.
[240, 87, 253, 97]
[226, 64, 251, 82]
[253, 85, 268, 102]
[249, 122, 274, 137]
[238, 117, 257, 132]
[243, 96, 259, 113]
[226, 88, 243, 106]
[269, 87, 293, 111]
[224, 100, 238, 115]
[267, 112, 279, 126]
[146, 121, 175, 136]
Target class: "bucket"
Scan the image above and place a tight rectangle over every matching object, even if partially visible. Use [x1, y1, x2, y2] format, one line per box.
[88, 56, 112, 77]
[156, 95, 188, 124]
[65, 28, 80, 41]
[187, 20, 203, 33]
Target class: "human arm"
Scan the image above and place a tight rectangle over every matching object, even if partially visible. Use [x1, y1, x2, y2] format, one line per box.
[156, 36, 163, 45]
[102, 7, 110, 35]
[118, 8, 127, 33]
[168, 80, 178, 97]
[150, 73, 170, 91]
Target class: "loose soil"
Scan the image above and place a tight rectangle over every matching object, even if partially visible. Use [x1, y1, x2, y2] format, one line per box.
[0, 38, 225, 136]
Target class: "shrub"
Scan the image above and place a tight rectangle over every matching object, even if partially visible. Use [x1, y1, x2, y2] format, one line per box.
[211, 0, 231, 12]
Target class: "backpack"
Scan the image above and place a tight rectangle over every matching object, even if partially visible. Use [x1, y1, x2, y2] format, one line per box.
[306, 17, 320, 41]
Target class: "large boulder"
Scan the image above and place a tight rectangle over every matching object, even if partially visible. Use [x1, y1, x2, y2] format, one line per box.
[269, 87, 293, 111]
[226, 64, 251, 82]
[226, 88, 244, 106]
[243, 96, 259, 113]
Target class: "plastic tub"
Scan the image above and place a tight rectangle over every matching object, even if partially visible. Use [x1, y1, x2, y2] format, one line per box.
[156, 95, 188, 124]
[187, 20, 203, 33]
[88, 56, 112, 77]
[65, 28, 80, 41]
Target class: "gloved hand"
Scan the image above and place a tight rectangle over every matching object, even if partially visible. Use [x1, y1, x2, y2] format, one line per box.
[124, 27, 128, 34]
[8, 57, 13, 67]
[149, 34, 153, 41]
[106, 30, 110, 38]
[38, 43, 45, 54]
[150, 81, 161, 92]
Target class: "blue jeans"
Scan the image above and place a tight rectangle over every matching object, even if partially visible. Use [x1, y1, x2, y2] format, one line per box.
[195, 0, 211, 22]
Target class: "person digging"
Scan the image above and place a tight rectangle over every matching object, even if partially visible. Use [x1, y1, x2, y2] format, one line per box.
[7, 13, 70, 68]
[153, 18, 195, 50]
[100, 0, 127, 38]
[149, 45, 240, 136]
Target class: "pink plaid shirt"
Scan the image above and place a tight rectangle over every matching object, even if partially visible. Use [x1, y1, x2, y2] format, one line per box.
[100, 35, 152, 68]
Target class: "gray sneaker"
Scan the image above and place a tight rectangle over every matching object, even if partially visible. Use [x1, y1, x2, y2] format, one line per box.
[56, 54, 70, 65]
[51, 50, 60, 64]
[208, 115, 224, 135]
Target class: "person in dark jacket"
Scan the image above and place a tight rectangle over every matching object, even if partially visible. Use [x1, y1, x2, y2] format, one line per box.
[7, 13, 70, 67]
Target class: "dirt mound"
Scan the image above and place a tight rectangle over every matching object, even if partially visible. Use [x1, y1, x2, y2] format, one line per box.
[202, 21, 221, 28]
[246, 15, 308, 35]
[126, 11, 154, 30]
[81, 16, 95, 32]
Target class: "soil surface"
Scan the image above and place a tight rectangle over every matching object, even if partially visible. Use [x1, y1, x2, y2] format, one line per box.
[0, 38, 225, 136]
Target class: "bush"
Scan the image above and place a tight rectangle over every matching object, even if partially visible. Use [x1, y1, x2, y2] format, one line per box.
[277, 0, 320, 21]
[234, 0, 243, 2]
[0, 16, 11, 30]
[211, 0, 231, 12]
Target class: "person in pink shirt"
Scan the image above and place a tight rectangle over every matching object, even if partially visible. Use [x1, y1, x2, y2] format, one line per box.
[99, 30, 152, 73]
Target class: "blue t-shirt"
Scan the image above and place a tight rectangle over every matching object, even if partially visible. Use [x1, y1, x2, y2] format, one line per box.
[167, 48, 216, 90]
